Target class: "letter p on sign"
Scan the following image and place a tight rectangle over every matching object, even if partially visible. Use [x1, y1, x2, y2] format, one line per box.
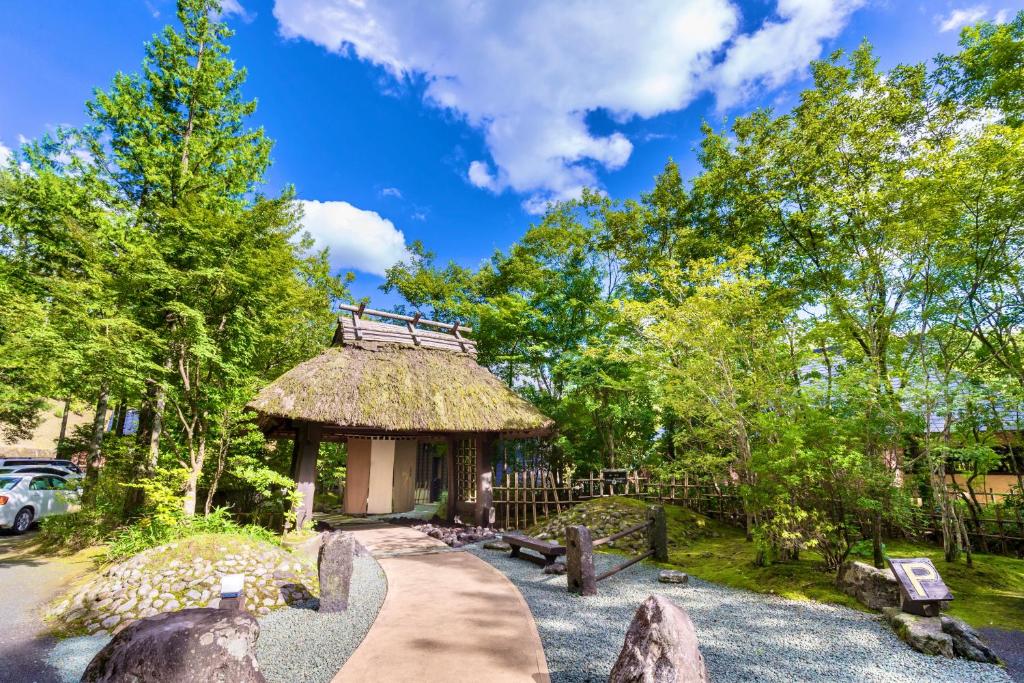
[903, 561, 936, 598]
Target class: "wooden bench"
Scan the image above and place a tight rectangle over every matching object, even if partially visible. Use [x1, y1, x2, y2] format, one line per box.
[503, 534, 566, 567]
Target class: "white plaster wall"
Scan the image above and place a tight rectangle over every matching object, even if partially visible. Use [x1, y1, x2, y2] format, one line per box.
[366, 439, 396, 514]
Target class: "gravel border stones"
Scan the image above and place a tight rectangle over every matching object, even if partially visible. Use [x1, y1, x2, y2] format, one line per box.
[468, 546, 1012, 683]
[51, 538, 317, 637]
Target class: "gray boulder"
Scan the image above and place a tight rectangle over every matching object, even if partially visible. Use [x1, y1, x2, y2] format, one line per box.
[658, 570, 689, 585]
[609, 595, 709, 683]
[941, 616, 1001, 664]
[81, 608, 264, 682]
[883, 608, 954, 658]
[837, 561, 899, 610]
[484, 540, 512, 551]
[318, 531, 355, 613]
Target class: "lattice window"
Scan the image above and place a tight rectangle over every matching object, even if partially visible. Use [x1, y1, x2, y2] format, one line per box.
[415, 442, 447, 504]
[456, 438, 477, 503]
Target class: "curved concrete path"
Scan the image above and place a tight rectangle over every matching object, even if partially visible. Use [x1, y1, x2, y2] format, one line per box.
[334, 526, 549, 683]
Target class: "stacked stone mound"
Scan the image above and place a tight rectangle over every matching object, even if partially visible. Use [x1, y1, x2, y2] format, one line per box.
[51, 537, 317, 636]
[529, 500, 659, 555]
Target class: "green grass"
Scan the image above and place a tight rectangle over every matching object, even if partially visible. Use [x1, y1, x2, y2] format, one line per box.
[670, 524, 1024, 631]
[533, 496, 1024, 631]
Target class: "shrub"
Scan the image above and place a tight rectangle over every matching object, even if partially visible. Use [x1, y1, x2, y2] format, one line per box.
[104, 506, 279, 562]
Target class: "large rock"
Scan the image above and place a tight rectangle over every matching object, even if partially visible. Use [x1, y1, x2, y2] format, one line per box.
[883, 608, 954, 658]
[837, 561, 899, 610]
[609, 595, 709, 683]
[318, 531, 355, 613]
[940, 616, 1001, 664]
[81, 608, 264, 682]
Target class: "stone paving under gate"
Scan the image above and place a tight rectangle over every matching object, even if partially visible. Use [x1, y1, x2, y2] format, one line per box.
[333, 525, 550, 683]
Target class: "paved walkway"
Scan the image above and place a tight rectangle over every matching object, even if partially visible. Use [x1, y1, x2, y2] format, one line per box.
[0, 530, 95, 683]
[333, 525, 550, 683]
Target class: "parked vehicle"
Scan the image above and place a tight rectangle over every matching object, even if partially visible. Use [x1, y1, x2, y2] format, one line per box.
[0, 465, 84, 479]
[0, 458, 82, 474]
[0, 475, 81, 534]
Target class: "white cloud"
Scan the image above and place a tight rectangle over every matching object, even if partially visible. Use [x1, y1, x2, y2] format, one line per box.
[938, 6, 988, 32]
[715, 0, 865, 109]
[379, 186, 402, 199]
[219, 0, 254, 22]
[273, 0, 863, 212]
[994, 8, 1012, 23]
[298, 199, 410, 277]
[0, 140, 11, 165]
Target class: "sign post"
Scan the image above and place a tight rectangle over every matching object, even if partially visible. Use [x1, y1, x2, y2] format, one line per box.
[887, 558, 953, 617]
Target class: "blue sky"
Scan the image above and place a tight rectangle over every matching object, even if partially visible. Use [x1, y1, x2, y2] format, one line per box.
[2, 0, 1022, 306]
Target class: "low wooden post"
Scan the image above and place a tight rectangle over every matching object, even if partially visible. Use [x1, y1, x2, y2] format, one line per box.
[566, 525, 597, 596]
[647, 506, 668, 562]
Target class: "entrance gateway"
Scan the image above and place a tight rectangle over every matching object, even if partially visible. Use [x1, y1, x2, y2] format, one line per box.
[247, 304, 554, 528]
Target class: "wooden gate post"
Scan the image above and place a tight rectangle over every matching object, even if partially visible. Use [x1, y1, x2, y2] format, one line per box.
[291, 422, 322, 531]
[647, 505, 668, 562]
[566, 525, 597, 596]
[476, 434, 495, 527]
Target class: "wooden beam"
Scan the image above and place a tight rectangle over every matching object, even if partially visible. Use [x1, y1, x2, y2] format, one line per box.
[337, 303, 473, 334]
[452, 321, 468, 353]
[350, 309, 363, 341]
[407, 311, 422, 346]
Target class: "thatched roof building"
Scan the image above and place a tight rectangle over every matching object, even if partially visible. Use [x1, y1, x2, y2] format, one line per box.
[248, 304, 553, 528]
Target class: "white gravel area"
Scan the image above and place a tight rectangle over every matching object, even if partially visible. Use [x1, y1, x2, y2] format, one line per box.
[257, 553, 386, 683]
[45, 552, 386, 683]
[468, 546, 1013, 683]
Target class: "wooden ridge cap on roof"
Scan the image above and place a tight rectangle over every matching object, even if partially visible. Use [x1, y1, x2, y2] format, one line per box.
[332, 303, 476, 355]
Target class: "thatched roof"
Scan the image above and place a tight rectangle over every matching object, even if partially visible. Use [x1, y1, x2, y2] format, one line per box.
[248, 311, 553, 438]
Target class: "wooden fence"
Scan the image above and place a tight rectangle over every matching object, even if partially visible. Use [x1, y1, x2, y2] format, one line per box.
[492, 468, 745, 530]
[906, 508, 1024, 558]
[566, 505, 668, 596]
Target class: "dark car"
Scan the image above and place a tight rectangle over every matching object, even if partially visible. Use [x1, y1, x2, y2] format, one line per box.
[0, 458, 82, 474]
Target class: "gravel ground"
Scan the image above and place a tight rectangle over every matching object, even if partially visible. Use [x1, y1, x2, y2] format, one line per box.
[45, 552, 387, 683]
[469, 546, 1012, 683]
[257, 553, 386, 683]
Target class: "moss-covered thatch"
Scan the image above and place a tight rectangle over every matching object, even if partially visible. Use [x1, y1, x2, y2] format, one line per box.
[248, 345, 554, 435]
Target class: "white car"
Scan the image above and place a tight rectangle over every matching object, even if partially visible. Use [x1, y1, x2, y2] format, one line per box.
[0, 474, 81, 534]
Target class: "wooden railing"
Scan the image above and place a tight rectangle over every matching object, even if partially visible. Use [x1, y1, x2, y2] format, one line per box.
[566, 505, 668, 595]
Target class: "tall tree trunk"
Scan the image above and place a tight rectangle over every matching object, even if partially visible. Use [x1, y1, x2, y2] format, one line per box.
[85, 385, 109, 494]
[148, 383, 165, 473]
[963, 473, 989, 553]
[56, 397, 72, 455]
[204, 430, 229, 516]
[182, 429, 207, 517]
[872, 511, 884, 568]
[114, 395, 129, 436]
